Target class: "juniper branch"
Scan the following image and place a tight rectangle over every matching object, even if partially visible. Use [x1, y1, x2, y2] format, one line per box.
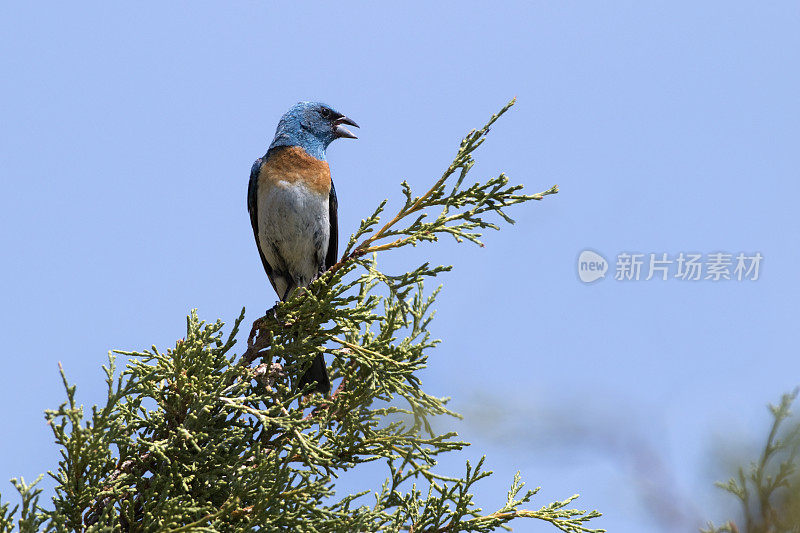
[336, 98, 558, 262]
[0, 100, 602, 533]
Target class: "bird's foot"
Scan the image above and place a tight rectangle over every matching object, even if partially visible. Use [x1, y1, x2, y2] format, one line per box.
[258, 302, 287, 332]
[265, 302, 280, 322]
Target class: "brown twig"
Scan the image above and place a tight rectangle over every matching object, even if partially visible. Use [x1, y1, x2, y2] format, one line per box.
[84, 451, 154, 527]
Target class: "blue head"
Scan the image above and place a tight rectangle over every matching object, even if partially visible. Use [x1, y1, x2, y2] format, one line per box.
[268, 102, 358, 160]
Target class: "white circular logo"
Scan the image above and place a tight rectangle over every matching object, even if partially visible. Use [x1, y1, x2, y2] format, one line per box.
[577, 250, 608, 283]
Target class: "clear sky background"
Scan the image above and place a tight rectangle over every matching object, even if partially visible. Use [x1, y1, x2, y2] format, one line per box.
[1, 2, 799, 531]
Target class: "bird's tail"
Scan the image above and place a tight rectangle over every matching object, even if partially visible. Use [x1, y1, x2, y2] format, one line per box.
[297, 353, 330, 396]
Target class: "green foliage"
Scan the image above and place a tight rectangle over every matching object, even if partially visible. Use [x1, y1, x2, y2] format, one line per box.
[0, 100, 602, 532]
[703, 391, 800, 533]
[0, 476, 47, 533]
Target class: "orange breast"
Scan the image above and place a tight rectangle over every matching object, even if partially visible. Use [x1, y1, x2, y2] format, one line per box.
[258, 146, 331, 196]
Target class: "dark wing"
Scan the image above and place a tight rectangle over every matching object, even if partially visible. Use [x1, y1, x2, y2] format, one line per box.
[325, 179, 338, 270]
[248, 158, 279, 294]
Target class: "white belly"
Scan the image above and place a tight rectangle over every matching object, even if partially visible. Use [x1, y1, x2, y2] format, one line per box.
[257, 180, 329, 299]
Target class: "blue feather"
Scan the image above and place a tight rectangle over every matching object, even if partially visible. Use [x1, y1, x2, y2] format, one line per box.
[268, 101, 346, 160]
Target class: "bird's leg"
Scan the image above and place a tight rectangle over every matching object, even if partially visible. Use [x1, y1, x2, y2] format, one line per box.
[256, 301, 285, 337]
[265, 301, 280, 323]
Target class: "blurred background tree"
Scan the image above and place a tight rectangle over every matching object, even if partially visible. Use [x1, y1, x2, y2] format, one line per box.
[703, 391, 800, 533]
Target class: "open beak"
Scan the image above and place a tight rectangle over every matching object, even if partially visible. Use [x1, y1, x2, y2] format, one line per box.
[334, 115, 359, 139]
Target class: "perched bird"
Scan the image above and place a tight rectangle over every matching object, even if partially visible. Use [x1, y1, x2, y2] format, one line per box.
[248, 102, 358, 395]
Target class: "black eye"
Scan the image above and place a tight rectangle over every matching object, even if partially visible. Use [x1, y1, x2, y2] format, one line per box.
[320, 107, 333, 119]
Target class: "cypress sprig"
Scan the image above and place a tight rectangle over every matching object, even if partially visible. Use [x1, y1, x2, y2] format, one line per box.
[0, 100, 603, 532]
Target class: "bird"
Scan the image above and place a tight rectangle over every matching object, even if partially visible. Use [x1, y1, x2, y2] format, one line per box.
[247, 102, 358, 395]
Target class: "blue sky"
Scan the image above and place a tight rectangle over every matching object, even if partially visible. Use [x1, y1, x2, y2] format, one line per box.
[1, 2, 798, 531]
